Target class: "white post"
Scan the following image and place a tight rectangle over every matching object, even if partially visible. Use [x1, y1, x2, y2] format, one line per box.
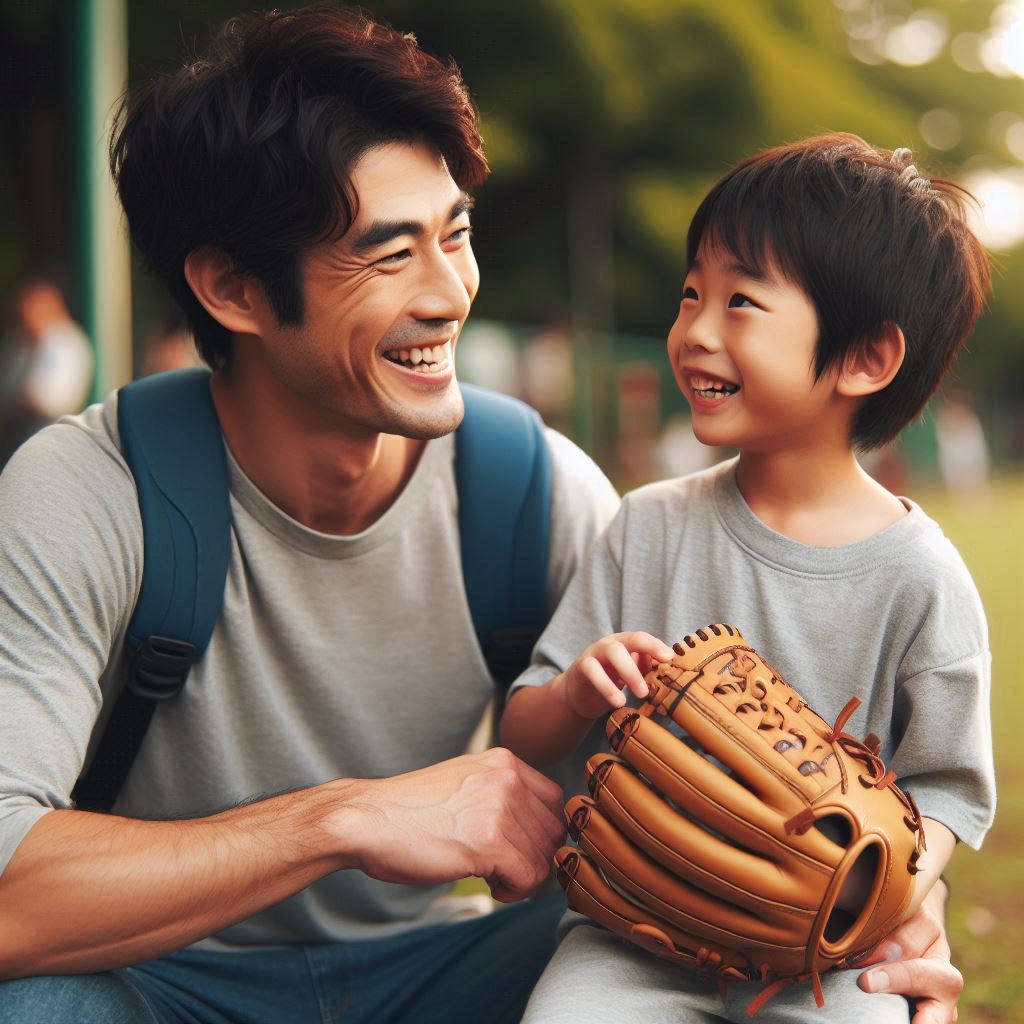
[79, 0, 132, 395]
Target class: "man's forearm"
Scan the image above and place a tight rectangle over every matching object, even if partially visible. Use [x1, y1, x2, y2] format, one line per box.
[0, 749, 567, 980]
[0, 781, 351, 978]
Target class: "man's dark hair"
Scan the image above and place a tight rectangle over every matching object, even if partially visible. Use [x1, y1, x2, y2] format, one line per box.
[111, 4, 489, 369]
[685, 133, 991, 450]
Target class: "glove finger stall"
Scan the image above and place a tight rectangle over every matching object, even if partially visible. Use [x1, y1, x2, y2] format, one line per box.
[601, 713, 842, 874]
[564, 795, 811, 951]
[584, 753, 829, 913]
[553, 845, 750, 977]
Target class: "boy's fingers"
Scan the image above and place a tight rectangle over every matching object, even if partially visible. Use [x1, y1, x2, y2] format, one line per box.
[580, 657, 627, 707]
[619, 632, 675, 663]
[605, 643, 649, 698]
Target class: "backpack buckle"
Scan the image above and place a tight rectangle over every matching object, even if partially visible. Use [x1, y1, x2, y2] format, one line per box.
[127, 635, 196, 701]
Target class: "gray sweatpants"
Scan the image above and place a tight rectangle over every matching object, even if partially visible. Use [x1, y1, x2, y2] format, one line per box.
[521, 918, 911, 1024]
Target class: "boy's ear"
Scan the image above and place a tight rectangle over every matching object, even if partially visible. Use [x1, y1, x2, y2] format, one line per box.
[183, 246, 270, 338]
[836, 322, 906, 398]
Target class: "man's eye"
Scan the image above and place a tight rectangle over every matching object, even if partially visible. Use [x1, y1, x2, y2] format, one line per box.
[447, 225, 472, 244]
[728, 293, 756, 308]
[376, 249, 412, 266]
[682, 286, 698, 301]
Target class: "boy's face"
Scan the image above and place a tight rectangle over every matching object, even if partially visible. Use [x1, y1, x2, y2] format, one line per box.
[667, 242, 845, 454]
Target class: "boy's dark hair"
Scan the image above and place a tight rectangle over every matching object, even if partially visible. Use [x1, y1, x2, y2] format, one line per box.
[686, 132, 991, 450]
[111, 4, 489, 369]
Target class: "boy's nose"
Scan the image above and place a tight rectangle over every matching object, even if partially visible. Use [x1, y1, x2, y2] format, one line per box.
[683, 313, 722, 353]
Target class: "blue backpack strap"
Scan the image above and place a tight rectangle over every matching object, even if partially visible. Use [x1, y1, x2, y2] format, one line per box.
[73, 376, 548, 811]
[72, 368, 231, 812]
[456, 383, 552, 685]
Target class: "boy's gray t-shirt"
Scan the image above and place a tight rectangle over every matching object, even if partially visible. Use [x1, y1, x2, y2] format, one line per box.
[0, 390, 620, 947]
[513, 457, 995, 849]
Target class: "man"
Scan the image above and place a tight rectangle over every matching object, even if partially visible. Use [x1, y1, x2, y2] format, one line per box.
[0, 7, 963, 1023]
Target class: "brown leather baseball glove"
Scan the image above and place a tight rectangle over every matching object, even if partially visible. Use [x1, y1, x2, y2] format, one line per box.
[553, 623, 925, 1013]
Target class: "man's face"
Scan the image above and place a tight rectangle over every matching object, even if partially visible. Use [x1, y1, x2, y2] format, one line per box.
[256, 141, 479, 440]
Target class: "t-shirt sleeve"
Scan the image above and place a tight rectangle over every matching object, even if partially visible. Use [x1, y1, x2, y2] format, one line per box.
[886, 540, 995, 850]
[0, 412, 141, 876]
[509, 501, 630, 792]
[890, 649, 994, 850]
[512, 500, 628, 696]
[543, 427, 620, 611]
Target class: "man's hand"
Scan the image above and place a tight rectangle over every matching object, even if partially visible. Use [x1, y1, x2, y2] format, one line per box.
[332, 747, 567, 902]
[856, 883, 962, 1024]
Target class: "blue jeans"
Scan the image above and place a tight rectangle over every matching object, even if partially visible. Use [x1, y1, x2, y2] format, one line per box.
[0, 893, 564, 1023]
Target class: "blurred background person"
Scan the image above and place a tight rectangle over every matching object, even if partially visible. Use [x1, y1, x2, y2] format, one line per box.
[520, 315, 575, 435]
[935, 389, 991, 501]
[138, 321, 201, 377]
[1, 279, 93, 464]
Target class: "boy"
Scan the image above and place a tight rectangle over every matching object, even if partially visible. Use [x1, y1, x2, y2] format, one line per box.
[501, 134, 995, 1023]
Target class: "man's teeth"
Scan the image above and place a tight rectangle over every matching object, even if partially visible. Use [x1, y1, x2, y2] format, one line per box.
[690, 374, 739, 399]
[384, 342, 452, 373]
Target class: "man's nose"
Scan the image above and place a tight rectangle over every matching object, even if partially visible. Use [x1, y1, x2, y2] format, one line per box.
[410, 249, 474, 324]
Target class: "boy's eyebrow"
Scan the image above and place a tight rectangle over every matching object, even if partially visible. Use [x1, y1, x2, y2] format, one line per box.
[689, 255, 773, 284]
[730, 260, 771, 283]
[351, 194, 474, 255]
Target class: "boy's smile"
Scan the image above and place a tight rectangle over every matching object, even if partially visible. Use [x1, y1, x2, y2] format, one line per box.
[687, 372, 740, 405]
[667, 243, 848, 454]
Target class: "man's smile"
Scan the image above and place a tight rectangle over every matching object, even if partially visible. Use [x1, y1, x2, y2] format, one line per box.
[382, 339, 453, 374]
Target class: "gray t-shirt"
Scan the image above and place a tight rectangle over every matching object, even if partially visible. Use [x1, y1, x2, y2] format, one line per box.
[512, 458, 995, 849]
[0, 390, 620, 947]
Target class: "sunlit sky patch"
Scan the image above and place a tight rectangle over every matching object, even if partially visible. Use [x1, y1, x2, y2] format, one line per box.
[835, 0, 1024, 77]
[835, 1, 1024, 250]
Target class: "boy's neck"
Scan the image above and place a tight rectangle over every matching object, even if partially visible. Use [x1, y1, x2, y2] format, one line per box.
[734, 445, 907, 547]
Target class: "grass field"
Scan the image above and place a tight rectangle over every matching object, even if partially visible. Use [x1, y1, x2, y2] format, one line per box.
[909, 473, 1024, 1023]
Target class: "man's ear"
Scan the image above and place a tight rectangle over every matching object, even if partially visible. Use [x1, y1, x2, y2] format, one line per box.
[184, 246, 269, 337]
[836, 322, 906, 398]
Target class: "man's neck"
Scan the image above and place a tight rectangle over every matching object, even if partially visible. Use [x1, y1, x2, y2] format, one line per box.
[734, 444, 907, 547]
[210, 365, 425, 536]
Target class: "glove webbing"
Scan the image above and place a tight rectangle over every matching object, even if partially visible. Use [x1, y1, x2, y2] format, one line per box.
[782, 697, 926, 874]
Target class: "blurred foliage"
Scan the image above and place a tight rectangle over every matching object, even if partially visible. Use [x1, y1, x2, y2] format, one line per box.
[3, 0, 1023, 402]
[124, 0, 1024, 403]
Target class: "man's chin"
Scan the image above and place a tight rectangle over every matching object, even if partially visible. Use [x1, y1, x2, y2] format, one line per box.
[385, 389, 465, 440]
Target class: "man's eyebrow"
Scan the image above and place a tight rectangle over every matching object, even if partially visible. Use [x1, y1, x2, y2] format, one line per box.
[351, 193, 474, 255]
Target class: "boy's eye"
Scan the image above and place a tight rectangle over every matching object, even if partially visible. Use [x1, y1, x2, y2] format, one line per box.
[728, 293, 756, 308]
[682, 286, 698, 301]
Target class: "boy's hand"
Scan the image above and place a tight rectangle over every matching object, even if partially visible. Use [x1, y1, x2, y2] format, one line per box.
[561, 632, 675, 720]
[856, 882, 962, 1024]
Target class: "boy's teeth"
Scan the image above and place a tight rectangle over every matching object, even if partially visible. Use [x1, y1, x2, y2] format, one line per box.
[691, 374, 738, 397]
